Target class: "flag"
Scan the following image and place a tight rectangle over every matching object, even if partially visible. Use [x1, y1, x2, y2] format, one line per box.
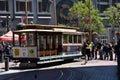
[21, 16, 25, 23]
[84, 16, 90, 24]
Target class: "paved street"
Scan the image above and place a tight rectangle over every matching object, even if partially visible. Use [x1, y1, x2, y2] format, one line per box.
[0, 61, 17, 73]
[0, 60, 118, 80]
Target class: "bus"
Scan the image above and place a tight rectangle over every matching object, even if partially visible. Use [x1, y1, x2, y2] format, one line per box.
[12, 24, 86, 67]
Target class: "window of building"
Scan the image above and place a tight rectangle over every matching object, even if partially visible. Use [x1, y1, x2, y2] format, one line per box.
[38, 0, 51, 12]
[118, 0, 120, 3]
[97, 4, 109, 13]
[98, 0, 109, 2]
[0, 0, 8, 12]
[112, 0, 117, 5]
[16, 0, 32, 12]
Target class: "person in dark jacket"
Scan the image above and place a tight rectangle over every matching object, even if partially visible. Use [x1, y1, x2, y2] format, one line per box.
[115, 40, 120, 80]
[4, 43, 12, 61]
[114, 43, 118, 60]
[81, 42, 88, 65]
[108, 43, 113, 60]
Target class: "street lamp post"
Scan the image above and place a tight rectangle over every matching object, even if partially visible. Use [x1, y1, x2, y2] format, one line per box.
[6, 15, 9, 32]
[89, 0, 92, 43]
[25, 0, 28, 24]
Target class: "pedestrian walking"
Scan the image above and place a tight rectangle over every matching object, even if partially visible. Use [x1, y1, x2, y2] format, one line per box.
[94, 47, 98, 59]
[81, 42, 87, 65]
[86, 41, 91, 60]
[97, 42, 103, 60]
[114, 43, 118, 60]
[102, 43, 107, 60]
[108, 43, 113, 61]
[91, 42, 95, 59]
[4, 43, 12, 61]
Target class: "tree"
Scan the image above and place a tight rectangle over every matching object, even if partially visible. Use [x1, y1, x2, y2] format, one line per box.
[103, 3, 120, 27]
[68, 0, 105, 33]
[103, 3, 120, 42]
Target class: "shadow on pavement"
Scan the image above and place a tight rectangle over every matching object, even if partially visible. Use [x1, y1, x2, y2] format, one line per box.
[9, 60, 77, 70]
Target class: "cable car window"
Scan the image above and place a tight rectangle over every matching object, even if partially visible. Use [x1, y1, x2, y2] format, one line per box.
[43, 35, 46, 50]
[46, 35, 51, 50]
[63, 34, 68, 43]
[39, 35, 46, 50]
[13, 33, 19, 46]
[78, 35, 82, 43]
[58, 35, 62, 45]
[27, 33, 35, 46]
[55, 35, 58, 49]
[49, 35, 53, 49]
[69, 35, 72, 43]
[74, 35, 77, 43]
[21, 33, 27, 47]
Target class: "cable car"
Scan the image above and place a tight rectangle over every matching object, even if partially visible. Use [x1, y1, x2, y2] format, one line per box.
[12, 24, 86, 67]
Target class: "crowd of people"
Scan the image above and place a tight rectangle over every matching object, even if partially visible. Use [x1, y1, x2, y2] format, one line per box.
[0, 42, 12, 62]
[81, 40, 120, 61]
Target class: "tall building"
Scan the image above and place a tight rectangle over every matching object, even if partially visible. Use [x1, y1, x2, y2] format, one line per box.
[0, 0, 79, 35]
[0, 0, 52, 35]
[93, 0, 120, 18]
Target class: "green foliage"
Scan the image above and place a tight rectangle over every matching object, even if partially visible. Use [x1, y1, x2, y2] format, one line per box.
[68, 0, 105, 33]
[103, 3, 120, 26]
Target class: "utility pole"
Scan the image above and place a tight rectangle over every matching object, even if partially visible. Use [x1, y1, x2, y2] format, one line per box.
[89, 0, 92, 42]
[6, 15, 9, 32]
[25, 0, 28, 24]
[53, 0, 57, 25]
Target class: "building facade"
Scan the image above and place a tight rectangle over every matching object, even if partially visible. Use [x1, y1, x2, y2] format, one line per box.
[0, 0, 79, 35]
[0, 0, 52, 35]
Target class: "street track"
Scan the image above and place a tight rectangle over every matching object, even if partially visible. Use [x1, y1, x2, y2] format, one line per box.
[1, 67, 82, 80]
[0, 60, 99, 80]
[0, 60, 117, 80]
[56, 69, 75, 80]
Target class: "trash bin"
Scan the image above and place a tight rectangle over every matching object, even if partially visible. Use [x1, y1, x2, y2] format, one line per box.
[4, 57, 9, 71]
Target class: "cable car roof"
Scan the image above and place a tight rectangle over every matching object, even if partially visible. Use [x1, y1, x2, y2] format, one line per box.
[23, 24, 79, 30]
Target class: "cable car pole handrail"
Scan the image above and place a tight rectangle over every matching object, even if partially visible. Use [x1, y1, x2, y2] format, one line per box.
[53, 0, 57, 25]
